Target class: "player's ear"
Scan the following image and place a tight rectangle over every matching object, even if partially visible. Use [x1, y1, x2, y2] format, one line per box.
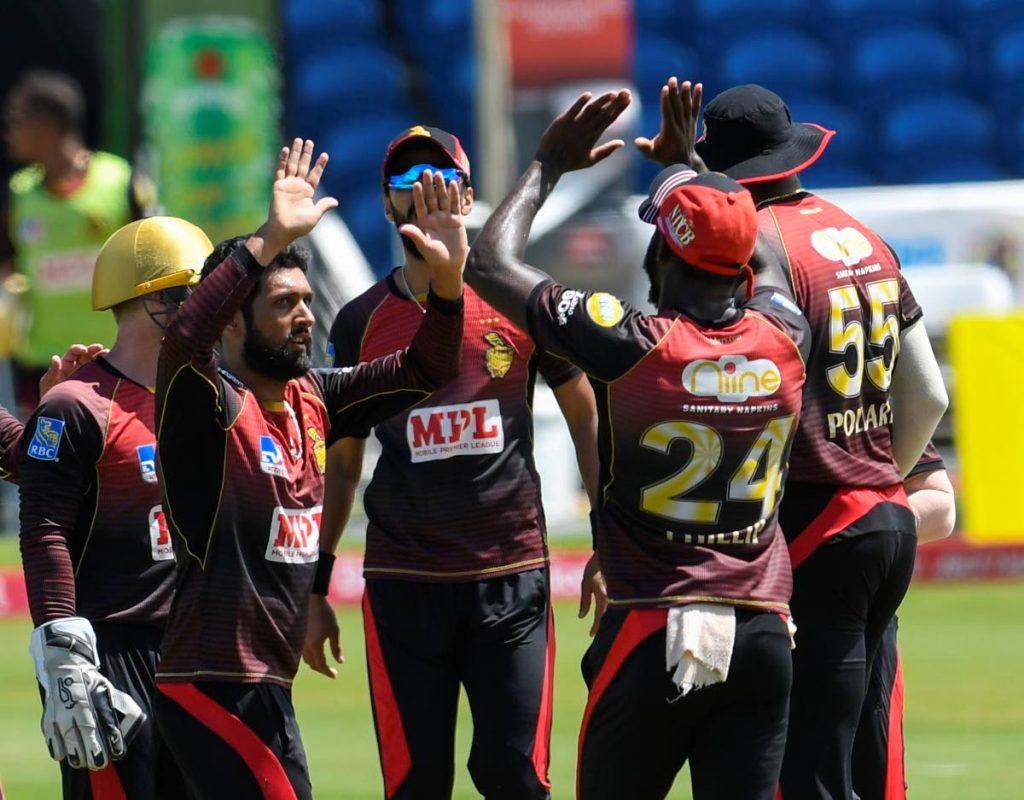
[382, 194, 395, 223]
[460, 185, 474, 216]
[223, 310, 246, 339]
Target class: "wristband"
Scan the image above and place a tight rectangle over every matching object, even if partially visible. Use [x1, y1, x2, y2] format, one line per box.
[312, 551, 336, 596]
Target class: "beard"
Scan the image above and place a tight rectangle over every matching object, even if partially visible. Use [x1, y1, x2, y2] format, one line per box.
[243, 324, 312, 381]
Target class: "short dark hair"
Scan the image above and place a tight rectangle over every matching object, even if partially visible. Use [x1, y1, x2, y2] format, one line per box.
[201, 235, 310, 326]
[12, 69, 85, 134]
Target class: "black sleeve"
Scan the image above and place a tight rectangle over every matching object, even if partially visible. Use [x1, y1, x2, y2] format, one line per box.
[525, 281, 657, 383]
[18, 393, 103, 624]
[321, 290, 463, 442]
[326, 298, 375, 440]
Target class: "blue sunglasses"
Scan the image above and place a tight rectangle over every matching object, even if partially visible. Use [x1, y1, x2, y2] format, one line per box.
[387, 164, 464, 190]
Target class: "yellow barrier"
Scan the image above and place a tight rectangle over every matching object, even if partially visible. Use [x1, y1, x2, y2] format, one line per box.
[949, 313, 1024, 543]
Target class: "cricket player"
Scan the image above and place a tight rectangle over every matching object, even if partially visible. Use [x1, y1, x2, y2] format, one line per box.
[151, 139, 465, 799]
[695, 83, 948, 799]
[310, 125, 598, 799]
[465, 88, 811, 800]
[19, 215, 211, 799]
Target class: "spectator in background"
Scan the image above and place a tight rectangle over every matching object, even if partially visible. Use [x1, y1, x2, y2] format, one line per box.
[1, 69, 153, 411]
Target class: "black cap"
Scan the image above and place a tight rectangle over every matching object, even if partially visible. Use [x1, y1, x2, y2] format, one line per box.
[695, 84, 835, 185]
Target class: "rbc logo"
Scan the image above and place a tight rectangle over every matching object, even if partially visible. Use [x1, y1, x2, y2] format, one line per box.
[259, 435, 288, 478]
[136, 444, 157, 484]
[27, 417, 64, 461]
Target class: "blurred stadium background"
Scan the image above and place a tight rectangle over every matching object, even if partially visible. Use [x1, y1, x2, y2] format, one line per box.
[1, 0, 1023, 796]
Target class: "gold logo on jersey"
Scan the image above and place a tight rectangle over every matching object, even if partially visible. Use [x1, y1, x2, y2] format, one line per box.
[483, 331, 514, 379]
[307, 426, 326, 473]
[586, 292, 624, 327]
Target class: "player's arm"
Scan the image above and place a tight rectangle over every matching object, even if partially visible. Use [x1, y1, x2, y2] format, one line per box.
[906, 468, 955, 544]
[890, 320, 948, 477]
[19, 397, 143, 771]
[548, 370, 607, 635]
[904, 444, 955, 544]
[303, 436, 365, 680]
[466, 90, 631, 330]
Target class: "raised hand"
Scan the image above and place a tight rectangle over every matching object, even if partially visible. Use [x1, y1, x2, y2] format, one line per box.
[535, 90, 632, 177]
[398, 169, 468, 301]
[40, 343, 107, 397]
[635, 78, 707, 171]
[253, 139, 339, 264]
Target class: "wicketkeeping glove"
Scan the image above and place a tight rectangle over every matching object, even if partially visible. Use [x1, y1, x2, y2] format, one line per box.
[29, 617, 146, 770]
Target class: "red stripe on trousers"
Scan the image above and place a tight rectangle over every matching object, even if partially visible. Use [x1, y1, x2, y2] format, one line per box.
[886, 649, 907, 800]
[88, 764, 126, 800]
[788, 484, 910, 569]
[576, 609, 667, 799]
[156, 683, 298, 800]
[362, 591, 412, 799]
[531, 604, 556, 790]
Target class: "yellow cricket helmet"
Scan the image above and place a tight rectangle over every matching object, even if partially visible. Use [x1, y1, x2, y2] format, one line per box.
[92, 217, 212, 311]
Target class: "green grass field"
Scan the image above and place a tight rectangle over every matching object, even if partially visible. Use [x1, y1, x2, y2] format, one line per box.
[1, 582, 1023, 799]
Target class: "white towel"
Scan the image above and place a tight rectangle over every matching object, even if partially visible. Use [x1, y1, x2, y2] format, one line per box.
[665, 604, 736, 697]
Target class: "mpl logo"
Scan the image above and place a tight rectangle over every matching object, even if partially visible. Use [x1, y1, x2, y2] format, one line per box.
[137, 443, 158, 484]
[810, 227, 873, 267]
[406, 399, 504, 463]
[148, 505, 174, 561]
[265, 505, 323, 564]
[681, 355, 782, 402]
[259, 435, 288, 478]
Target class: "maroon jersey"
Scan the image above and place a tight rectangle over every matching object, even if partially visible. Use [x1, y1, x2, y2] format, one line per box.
[0, 407, 22, 481]
[758, 194, 922, 488]
[19, 359, 172, 627]
[329, 276, 578, 581]
[907, 441, 943, 478]
[527, 283, 809, 612]
[155, 247, 463, 686]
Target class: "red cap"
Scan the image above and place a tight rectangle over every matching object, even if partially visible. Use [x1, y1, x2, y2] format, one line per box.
[641, 167, 757, 276]
[382, 125, 471, 180]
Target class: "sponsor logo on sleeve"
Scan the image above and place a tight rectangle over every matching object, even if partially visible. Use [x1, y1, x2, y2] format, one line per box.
[259, 435, 288, 478]
[325, 342, 336, 368]
[681, 355, 782, 402]
[405, 399, 504, 463]
[585, 292, 624, 327]
[810, 227, 873, 267]
[307, 426, 326, 473]
[137, 443, 158, 484]
[27, 417, 64, 461]
[483, 331, 514, 379]
[265, 505, 322, 564]
[769, 292, 803, 317]
[556, 289, 585, 325]
[148, 505, 174, 561]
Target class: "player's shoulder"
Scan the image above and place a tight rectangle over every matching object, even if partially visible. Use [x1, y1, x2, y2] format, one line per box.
[89, 150, 133, 180]
[39, 360, 119, 408]
[332, 275, 394, 332]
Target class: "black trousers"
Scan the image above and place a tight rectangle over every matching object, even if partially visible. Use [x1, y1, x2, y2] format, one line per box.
[363, 568, 553, 800]
[153, 681, 311, 800]
[578, 607, 793, 800]
[780, 525, 917, 800]
[852, 617, 905, 800]
[58, 623, 189, 800]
